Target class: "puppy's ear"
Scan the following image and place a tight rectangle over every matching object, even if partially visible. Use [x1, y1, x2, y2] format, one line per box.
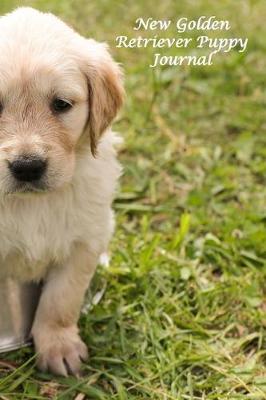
[79, 39, 124, 156]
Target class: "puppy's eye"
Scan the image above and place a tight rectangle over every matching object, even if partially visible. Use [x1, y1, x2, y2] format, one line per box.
[52, 98, 73, 113]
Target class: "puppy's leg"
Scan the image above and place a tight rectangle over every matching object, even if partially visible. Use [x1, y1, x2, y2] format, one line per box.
[31, 243, 97, 376]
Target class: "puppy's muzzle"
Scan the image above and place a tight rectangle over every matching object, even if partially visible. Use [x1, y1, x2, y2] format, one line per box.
[8, 156, 47, 182]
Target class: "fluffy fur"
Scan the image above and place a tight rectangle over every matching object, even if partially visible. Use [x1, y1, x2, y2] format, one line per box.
[0, 7, 124, 376]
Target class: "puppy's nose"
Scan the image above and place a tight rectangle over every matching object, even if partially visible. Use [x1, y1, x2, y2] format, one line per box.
[9, 157, 47, 182]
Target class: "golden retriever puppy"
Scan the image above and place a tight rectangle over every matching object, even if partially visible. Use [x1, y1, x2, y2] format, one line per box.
[0, 7, 124, 376]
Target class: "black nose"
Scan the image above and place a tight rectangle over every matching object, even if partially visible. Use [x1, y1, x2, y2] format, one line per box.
[9, 157, 47, 182]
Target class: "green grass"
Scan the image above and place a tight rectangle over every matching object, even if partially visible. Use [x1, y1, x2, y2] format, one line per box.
[0, 0, 266, 398]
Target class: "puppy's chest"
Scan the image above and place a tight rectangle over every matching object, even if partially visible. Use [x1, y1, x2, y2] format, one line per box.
[0, 192, 91, 279]
[2, 204, 73, 253]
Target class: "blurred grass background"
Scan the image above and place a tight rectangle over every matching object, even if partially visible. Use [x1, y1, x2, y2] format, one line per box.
[0, 0, 265, 399]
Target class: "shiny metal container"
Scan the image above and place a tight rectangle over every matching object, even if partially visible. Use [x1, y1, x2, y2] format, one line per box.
[0, 279, 41, 353]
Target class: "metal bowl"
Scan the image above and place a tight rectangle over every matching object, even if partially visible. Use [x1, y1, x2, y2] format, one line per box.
[0, 279, 41, 353]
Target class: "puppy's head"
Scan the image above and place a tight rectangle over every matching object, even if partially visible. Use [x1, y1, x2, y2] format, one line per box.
[0, 7, 124, 195]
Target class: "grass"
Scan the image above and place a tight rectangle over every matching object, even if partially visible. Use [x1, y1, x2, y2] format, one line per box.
[0, 0, 266, 398]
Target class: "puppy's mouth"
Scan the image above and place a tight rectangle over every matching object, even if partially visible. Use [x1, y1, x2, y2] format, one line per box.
[7, 180, 49, 195]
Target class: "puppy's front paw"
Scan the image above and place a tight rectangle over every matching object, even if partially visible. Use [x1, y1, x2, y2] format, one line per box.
[32, 325, 88, 376]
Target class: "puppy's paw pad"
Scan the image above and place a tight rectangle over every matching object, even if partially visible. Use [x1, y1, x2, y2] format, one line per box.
[33, 326, 88, 376]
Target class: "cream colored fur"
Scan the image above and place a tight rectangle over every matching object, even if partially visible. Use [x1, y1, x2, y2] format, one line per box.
[0, 7, 123, 376]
